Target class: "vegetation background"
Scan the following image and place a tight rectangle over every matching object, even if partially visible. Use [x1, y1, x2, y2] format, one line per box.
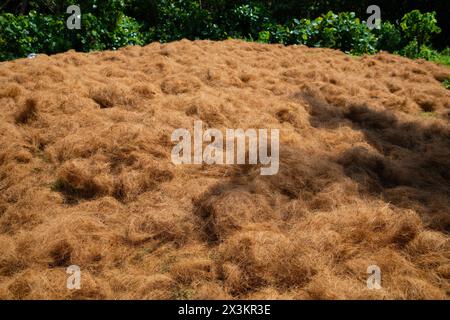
[0, 1, 449, 64]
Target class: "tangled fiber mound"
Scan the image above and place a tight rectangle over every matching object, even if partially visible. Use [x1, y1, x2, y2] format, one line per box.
[0, 40, 449, 300]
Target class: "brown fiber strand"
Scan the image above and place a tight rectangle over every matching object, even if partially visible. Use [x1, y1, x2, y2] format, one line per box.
[0, 40, 449, 300]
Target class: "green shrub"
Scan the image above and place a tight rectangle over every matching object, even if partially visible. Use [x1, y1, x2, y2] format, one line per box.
[431, 48, 450, 66]
[257, 30, 270, 43]
[110, 14, 145, 49]
[151, 0, 221, 42]
[399, 41, 437, 60]
[288, 18, 319, 45]
[286, 12, 377, 54]
[0, 11, 70, 60]
[443, 77, 450, 90]
[260, 23, 290, 44]
[0, 5, 447, 64]
[0, 9, 146, 60]
[400, 10, 441, 55]
[71, 13, 109, 52]
[375, 21, 403, 52]
[225, 3, 270, 39]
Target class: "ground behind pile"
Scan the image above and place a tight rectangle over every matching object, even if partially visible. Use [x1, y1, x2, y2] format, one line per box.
[0, 40, 449, 299]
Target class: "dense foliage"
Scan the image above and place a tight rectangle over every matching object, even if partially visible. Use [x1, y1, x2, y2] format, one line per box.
[0, 1, 448, 63]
